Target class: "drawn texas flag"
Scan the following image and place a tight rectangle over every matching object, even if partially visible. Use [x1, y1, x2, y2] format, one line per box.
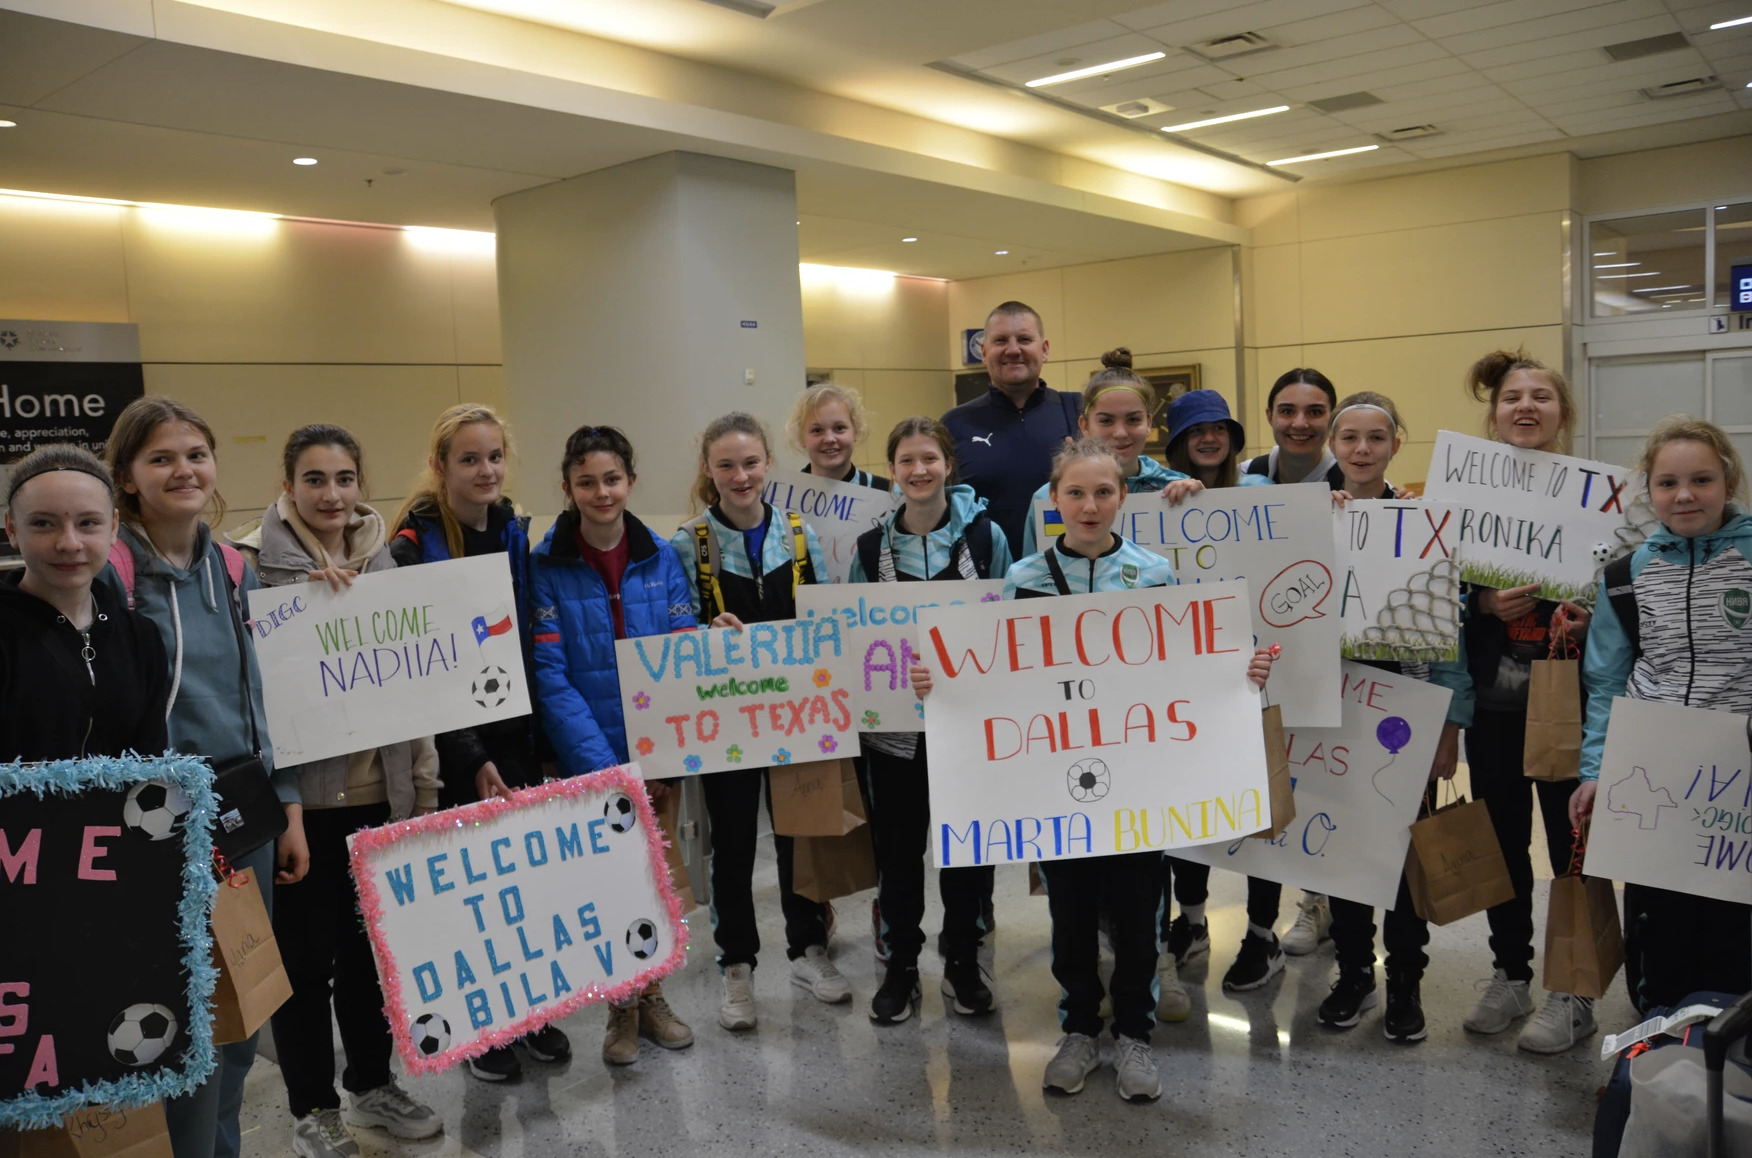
[471, 603, 514, 645]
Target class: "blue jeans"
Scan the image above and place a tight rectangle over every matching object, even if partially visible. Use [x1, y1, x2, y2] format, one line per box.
[165, 841, 273, 1158]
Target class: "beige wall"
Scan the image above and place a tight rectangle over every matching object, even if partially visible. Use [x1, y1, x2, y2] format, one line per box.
[801, 270, 952, 477]
[0, 193, 502, 526]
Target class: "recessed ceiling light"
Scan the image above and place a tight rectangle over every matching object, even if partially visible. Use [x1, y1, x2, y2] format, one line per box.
[1708, 15, 1752, 29]
[1265, 144, 1379, 166]
[901, 236, 918, 243]
[1595, 262, 1641, 268]
[1593, 251, 1615, 256]
[0, 121, 15, 129]
[994, 249, 1009, 255]
[1162, 105, 1290, 133]
[1718, 206, 1730, 210]
[1025, 51, 1166, 88]
[293, 157, 318, 166]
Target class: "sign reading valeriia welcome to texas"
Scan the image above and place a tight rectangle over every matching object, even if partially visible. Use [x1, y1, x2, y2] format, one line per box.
[917, 582, 1269, 867]
[1421, 431, 1641, 603]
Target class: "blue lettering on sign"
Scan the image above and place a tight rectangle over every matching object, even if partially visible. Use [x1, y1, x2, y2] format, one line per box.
[386, 864, 417, 905]
[466, 989, 492, 1029]
[413, 961, 441, 1002]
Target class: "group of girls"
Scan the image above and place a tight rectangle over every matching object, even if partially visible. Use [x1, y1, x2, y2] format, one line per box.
[6, 348, 1750, 1134]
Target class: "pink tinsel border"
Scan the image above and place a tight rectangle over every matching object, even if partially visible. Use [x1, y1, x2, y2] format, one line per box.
[348, 765, 691, 1076]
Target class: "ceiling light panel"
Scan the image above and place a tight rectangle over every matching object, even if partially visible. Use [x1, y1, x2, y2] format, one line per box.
[980, 34, 1171, 86]
[1026, 52, 1167, 88]
[1161, 104, 1291, 132]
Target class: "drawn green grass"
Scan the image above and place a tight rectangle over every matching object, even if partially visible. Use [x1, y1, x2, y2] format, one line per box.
[1458, 561, 1592, 605]
[1340, 634, 1459, 663]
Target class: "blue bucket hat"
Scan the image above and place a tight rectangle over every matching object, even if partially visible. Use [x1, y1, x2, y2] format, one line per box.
[1165, 389, 1245, 454]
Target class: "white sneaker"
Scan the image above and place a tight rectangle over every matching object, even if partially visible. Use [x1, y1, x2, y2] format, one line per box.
[1113, 1036, 1162, 1102]
[1517, 992, 1596, 1055]
[342, 1080, 441, 1140]
[719, 962, 757, 1030]
[1156, 953, 1191, 1023]
[291, 1110, 359, 1158]
[789, 945, 852, 1003]
[1042, 1032, 1101, 1095]
[1463, 969, 1534, 1035]
[1280, 894, 1332, 957]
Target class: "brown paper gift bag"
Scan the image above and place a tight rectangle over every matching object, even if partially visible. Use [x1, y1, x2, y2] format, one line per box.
[791, 826, 877, 903]
[768, 758, 867, 836]
[209, 868, 292, 1045]
[1543, 827, 1624, 999]
[1027, 862, 1047, 897]
[0, 1102, 172, 1158]
[1250, 704, 1297, 840]
[1403, 787, 1516, 925]
[651, 783, 695, 911]
[1525, 612, 1583, 782]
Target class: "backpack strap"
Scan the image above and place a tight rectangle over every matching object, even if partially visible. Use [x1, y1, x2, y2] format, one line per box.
[963, 516, 994, 580]
[691, 516, 724, 623]
[1043, 545, 1073, 597]
[218, 543, 246, 601]
[857, 529, 883, 586]
[786, 510, 809, 594]
[108, 539, 137, 610]
[1245, 454, 1272, 477]
[1604, 555, 1641, 661]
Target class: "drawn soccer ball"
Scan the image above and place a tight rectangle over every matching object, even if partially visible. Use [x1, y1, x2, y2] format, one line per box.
[411, 1013, 451, 1056]
[472, 666, 511, 709]
[122, 780, 191, 841]
[604, 793, 637, 833]
[626, 918, 660, 960]
[1066, 758, 1111, 804]
[108, 1003, 179, 1066]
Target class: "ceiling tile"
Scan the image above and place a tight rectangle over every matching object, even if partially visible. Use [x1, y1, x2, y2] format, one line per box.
[981, 34, 1179, 85]
[948, 19, 1136, 71]
[1379, 0, 1509, 18]
[1411, 0, 1635, 41]
[1443, 4, 1679, 58]
[1128, 0, 1372, 48]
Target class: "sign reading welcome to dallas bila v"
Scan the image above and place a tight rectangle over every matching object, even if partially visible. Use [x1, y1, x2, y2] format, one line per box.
[0, 320, 145, 562]
[918, 582, 1269, 867]
[248, 556, 532, 767]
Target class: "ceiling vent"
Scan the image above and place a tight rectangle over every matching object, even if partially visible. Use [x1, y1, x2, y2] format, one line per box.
[1603, 32, 1690, 62]
[1306, 90, 1385, 114]
[1185, 32, 1274, 62]
[1101, 97, 1175, 119]
[1374, 124, 1442, 142]
[1640, 76, 1722, 99]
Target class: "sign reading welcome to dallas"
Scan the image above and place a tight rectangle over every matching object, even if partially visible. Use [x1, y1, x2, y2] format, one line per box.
[248, 556, 532, 767]
[762, 468, 897, 585]
[349, 766, 686, 1072]
[918, 582, 1269, 867]
[1035, 485, 1340, 725]
[1421, 431, 1642, 603]
[796, 580, 1006, 732]
[1178, 661, 1454, 910]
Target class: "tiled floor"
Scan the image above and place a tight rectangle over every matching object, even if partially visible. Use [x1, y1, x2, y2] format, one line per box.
[238, 794, 1630, 1158]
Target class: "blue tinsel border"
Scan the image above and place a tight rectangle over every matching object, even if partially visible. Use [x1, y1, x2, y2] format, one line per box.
[0, 753, 218, 1131]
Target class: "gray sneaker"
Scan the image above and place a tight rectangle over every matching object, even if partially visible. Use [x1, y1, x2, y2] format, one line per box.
[1463, 969, 1534, 1035]
[1042, 1032, 1101, 1095]
[1156, 953, 1191, 1023]
[1113, 1036, 1162, 1102]
[292, 1110, 360, 1158]
[1517, 992, 1596, 1055]
[343, 1080, 442, 1140]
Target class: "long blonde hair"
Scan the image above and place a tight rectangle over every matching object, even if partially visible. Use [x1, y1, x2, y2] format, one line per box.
[393, 404, 511, 558]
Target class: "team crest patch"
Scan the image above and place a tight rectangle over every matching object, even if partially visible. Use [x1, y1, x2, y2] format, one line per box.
[1121, 563, 1140, 588]
[1721, 588, 1752, 630]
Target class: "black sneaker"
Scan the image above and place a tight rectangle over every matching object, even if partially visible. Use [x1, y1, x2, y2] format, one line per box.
[1317, 970, 1379, 1030]
[941, 956, 994, 1016]
[1221, 931, 1285, 991]
[1383, 977, 1427, 1043]
[1165, 915, 1211, 964]
[521, 1024, 571, 1063]
[467, 1045, 521, 1082]
[869, 963, 921, 1025]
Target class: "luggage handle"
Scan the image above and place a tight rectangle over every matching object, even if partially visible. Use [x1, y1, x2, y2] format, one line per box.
[1706, 992, 1752, 1158]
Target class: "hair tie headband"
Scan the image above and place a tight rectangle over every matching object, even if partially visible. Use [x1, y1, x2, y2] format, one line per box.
[1333, 402, 1399, 428]
[1083, 382, 1157, 415]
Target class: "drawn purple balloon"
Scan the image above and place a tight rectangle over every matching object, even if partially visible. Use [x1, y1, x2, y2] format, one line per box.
[1377, 716, 1412, 755]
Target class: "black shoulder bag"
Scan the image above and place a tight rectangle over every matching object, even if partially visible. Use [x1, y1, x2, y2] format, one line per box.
[210, 568, 288, 863]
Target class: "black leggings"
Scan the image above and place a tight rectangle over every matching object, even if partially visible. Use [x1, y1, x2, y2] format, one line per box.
[1161, 859, 1283, 938]
[701, 767, 828, 968]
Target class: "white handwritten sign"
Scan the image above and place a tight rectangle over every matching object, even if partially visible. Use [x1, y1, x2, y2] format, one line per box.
[796, 581, 1006, 732]
[616, 617, 857, 775]
[1334, 500, 1467, 662]
[918, 582, 1269, 867]
[762, 469, 897, 584]
[1421, 431, 1639, 602]
[1035, 485, 1340, 725]
[1177, 661, 1453, 909]
[1585, 697, 1752, 905]
[248, 555, 531, 767]
[348, 766, 686, 1073]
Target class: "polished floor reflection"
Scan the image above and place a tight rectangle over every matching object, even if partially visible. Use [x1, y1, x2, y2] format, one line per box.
[239, 830, 1627, 1157]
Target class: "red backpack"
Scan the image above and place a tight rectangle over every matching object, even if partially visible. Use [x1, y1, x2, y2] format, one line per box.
[108, 538, 247, 611]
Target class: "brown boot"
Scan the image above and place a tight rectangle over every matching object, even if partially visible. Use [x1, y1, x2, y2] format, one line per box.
[602, 1001, 639, 1065]
[638, 984, 695, 1050]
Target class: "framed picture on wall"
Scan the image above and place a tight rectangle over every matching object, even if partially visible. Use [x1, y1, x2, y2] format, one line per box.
[1138, 364, 1201, 457]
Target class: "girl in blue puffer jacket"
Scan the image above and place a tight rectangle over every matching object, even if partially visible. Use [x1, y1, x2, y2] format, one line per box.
[529, 425, 697, 1066]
